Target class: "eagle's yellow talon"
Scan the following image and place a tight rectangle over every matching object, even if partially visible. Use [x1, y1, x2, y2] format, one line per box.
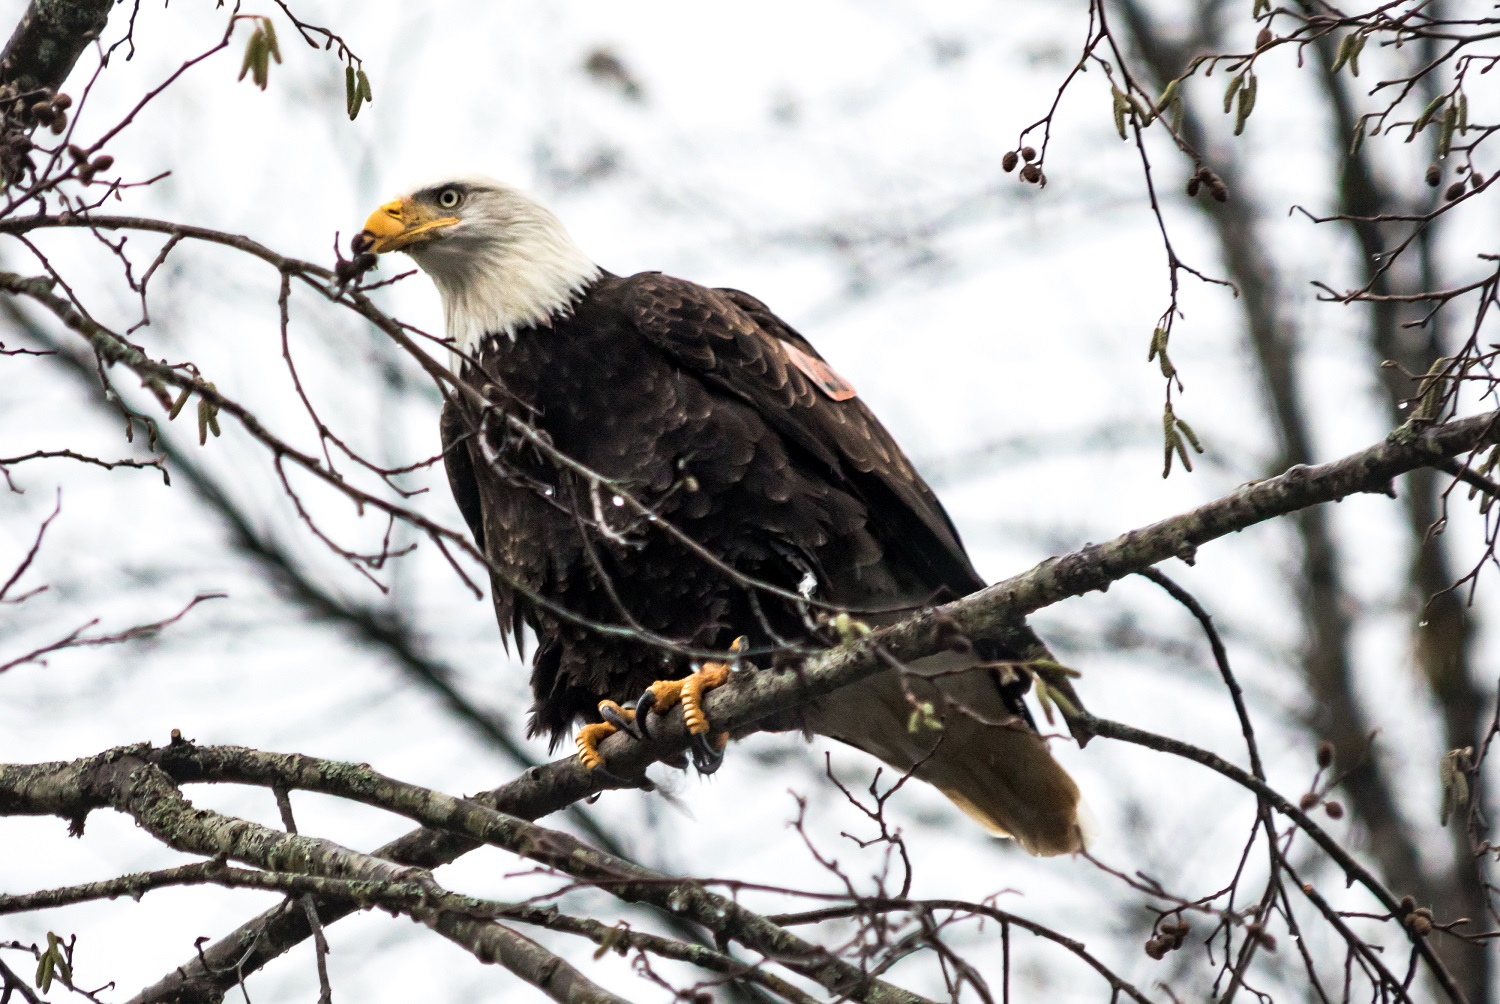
[681, 661, 730, 735]
[575, 721, 618, 770]
[639, 661, 732, 737]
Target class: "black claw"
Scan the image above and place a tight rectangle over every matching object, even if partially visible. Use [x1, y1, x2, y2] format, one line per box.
[690, 733, 725, 775]
[634, 691, 657, 739]
[599, 703, 643, 740]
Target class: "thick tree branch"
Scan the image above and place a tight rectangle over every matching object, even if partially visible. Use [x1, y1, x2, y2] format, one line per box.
[1, 743, 930, 1004]
[421, 918, 635, 1004]
[2, 278, 783, 1004]
[94, 406, 1500, 1002]
[0, 0, 112, 94]
[0, 860, 812, 1004]
[4, 749, 637, 1001]
[0, 298, 626, 848]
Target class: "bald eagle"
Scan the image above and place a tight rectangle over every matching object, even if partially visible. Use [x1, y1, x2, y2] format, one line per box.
[359, 178, 1083, 855]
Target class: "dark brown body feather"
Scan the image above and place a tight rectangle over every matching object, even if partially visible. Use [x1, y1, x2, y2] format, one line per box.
[442, 271, 1082, 853]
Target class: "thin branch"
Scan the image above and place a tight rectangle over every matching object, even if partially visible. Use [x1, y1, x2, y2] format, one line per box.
[0, 956, 43, 1004]
[2, 305, 752, 998]
[57, 406, 1500, 1003]
[0, 744, 931, 1004]
[0, 592, 223, 675]
[770, 899, 1154, 1004]
[0, 449, 166, 488]
[1077, 711, 1468, 1004]
[1434, 456, 1500, 499]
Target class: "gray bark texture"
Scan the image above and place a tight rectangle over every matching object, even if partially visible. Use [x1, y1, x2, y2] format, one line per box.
[0, 0, 111, 93]
[77, 406, 1496, 1004]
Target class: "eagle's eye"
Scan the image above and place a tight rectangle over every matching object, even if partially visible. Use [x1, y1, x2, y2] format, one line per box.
[437, 187, 463, 210]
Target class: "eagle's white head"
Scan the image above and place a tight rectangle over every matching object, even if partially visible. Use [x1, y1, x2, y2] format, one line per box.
[358, 177, 601, 359]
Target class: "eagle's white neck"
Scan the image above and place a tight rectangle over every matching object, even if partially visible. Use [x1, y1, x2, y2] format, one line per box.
[406, 190, 601, 364]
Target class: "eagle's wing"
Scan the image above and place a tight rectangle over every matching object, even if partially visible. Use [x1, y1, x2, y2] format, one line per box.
[440, 396, 486, 552]
[619, 272, 985, 602]
[619, 273, 1084, 855]
[441, 394, 530, 650]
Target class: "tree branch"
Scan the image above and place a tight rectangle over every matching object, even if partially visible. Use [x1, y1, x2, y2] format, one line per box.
[1112, 0, 1429, 933]
[0, 0, 113, 93]
[2, 742, 931, 1004]
[422, 917, 636, 1004]
[1, 276, 771, 1003]
[1076, 711, 1466, 1004]
[0, 298, 611, 839]
[95, 407, 1500, 1001]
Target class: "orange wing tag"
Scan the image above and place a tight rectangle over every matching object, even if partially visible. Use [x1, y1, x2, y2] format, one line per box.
[779, 340, 857, 401]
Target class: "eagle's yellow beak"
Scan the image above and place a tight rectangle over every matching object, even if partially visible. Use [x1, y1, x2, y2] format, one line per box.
[359, 197, 459, 253]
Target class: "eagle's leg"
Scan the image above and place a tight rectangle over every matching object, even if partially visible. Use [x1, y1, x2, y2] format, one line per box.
[634, 661, 732, 772]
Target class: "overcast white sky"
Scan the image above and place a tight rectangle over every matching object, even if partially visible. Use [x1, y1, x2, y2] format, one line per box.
[1, 2, 1494, 1001]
